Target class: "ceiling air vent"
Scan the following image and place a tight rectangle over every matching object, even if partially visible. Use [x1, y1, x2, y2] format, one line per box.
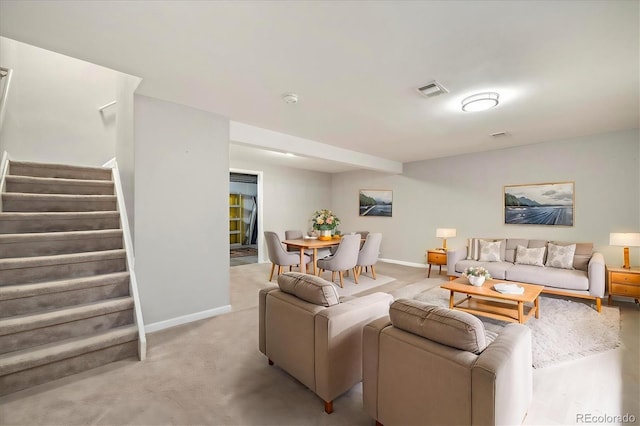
[417, 80, 448, 98]
[491, 131, 510, 138]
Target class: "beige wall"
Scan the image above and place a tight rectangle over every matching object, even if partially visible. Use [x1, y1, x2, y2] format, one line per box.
[331, 129, 640, 266]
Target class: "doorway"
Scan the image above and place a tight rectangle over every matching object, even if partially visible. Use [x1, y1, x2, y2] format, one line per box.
[229, 169, 262, 266]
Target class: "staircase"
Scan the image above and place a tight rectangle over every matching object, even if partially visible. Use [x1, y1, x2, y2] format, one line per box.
[0, 160, 143, 396]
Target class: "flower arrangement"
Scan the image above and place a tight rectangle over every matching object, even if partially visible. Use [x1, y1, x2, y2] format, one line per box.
[311, 209, 340, 231]
[463, 266, 492, 279]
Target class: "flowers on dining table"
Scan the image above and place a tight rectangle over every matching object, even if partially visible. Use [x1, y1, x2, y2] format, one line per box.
[463, 266, 492, 279]
[311, 209, 341, 230]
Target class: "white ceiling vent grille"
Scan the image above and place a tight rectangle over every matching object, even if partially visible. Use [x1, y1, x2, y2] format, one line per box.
[417, 80, 448, 98]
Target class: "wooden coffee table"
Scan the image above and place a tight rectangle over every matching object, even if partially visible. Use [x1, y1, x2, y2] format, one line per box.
[441, 277, 544, 324]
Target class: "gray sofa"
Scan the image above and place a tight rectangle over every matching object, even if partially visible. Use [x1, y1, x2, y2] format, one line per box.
[446, 238, 606, 311]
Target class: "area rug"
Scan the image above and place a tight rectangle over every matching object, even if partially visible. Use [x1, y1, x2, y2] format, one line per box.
[321, 273, 395, 297]
[230, 247, 258, 258]
[409, 286, 621, 368]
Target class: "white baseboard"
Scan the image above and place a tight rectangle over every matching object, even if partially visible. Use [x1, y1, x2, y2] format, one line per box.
[379, 258, 428, 269]
[145, 305, 232, 334]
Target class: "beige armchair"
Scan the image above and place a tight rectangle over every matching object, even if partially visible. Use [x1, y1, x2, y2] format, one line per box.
[363, 299, 532, 426]
[259, 272, 393, 414]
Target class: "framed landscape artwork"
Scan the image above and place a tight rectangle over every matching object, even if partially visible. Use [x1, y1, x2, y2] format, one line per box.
[359, 189, 392, 217]
[504, 182, 574, 226]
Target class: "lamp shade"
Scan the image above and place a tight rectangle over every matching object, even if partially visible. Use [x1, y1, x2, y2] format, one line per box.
[436, 228, 457, 238]
[609, 233, 640, 247]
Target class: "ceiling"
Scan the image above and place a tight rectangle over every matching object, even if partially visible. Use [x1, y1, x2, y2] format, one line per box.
[0, 1, 638, 172]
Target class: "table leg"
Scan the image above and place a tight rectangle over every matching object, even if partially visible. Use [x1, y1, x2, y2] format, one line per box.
[428, 264, 432, 278]
[312, 248, 318, 275]
[535, 297, 540, 319]
[439, 265, 442, 275]
[299, 248, 306, 274]
[448, 291, 454, 309]
[518, 301, 524, 324]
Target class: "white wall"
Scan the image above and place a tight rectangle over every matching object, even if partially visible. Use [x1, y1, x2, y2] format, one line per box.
[229, 158, 332, 256]
[0, 37, 119, 165]
[135, 95, 230, 326]
[331, 129, 640, 266]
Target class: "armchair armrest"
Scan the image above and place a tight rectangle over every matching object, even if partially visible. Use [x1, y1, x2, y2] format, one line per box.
[588, 252, 605, 298]
[362, 316, 392, 421]
[447, 246, 467, 277]
[472, 324, 532, 426]
[258, 285, 280, 355]
[314, 293, 393, 402]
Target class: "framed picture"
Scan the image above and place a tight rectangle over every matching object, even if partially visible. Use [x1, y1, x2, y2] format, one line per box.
[504, 182, 574, 226]
[359, 189, 392, 217]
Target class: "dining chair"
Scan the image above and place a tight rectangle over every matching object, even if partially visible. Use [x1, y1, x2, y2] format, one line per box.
[264, 231, 310, 281]
[316, 234, 361, 287]
[356, 233, 382, 279]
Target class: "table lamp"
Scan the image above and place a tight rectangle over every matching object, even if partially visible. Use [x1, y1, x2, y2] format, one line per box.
[609, 232, 640, 269]
[436, 228, 456, 251]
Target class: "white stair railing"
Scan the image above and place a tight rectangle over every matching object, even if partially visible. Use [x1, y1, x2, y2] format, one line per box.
[103, 158, 147, 360]
[0, 67, 13, 132]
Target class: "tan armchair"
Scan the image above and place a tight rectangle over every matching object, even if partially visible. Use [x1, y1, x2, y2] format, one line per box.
[259, 272, 393, 414]
[363, 299, 532, 426]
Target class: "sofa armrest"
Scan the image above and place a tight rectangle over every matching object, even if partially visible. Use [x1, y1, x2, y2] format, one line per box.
[314, 293, 393, 402]
[362, 316, 393, 421]
[588, 252, 605, 298]
[258, 285, 280, 355]
[472, 324, 532, 426]
[447, 246, 467, 276]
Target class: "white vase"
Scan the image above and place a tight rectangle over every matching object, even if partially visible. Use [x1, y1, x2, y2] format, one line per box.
[468, 275, 486, 286]
[319, 230, 332, 240]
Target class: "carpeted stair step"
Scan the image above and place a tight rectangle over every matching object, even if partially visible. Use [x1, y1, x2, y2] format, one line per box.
[2, 193, 117, 212]
[0, 212, 121, 234]
[0, 325, 138, 396]
[0, 249, 127, 285]
[0, 229, 124, 258]
[8, 161, 112, 181]
[0, 297, 134, 354]
[5, 175, 114, 195]
[0, 272, 131, 318]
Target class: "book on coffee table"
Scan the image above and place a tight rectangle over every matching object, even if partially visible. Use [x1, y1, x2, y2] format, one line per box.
[493, 283, 525, 295]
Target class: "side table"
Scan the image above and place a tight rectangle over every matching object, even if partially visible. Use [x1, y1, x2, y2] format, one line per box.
[426, 249, 447, 278]
[607, 266, 640, 305]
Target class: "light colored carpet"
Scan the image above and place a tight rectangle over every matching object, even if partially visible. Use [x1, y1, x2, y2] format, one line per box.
[408, 285, 621, 368]
[323, 272, 395, 297]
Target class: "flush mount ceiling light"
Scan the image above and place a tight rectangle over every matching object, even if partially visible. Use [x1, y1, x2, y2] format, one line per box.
[461, 92, 499, 112]
[281, 93, 299, 104]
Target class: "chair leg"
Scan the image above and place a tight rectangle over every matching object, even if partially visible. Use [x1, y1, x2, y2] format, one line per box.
[338, 271, 344, 288]
[375, 421, 383, 426]
[353, 268, 359, 284]
[268, 359, 274, 366]
[278, 266, 283, 277]
[269, 263, 276, 281]
[289, 265, 292, 272]
[324, 400, 333, 414]
[316, 268, 322, 277]
[371, 265, 377, 279]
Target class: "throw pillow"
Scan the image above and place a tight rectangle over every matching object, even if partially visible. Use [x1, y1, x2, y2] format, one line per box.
[515, 245, 546, 267]
[277, 272, 340, 306]
[545, 243, 576, 270]
[466, 238, 480, 260]
[478, 239, 502, 262]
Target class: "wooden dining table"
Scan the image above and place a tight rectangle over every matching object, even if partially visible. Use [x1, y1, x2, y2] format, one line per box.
[282, 238, 342, 275]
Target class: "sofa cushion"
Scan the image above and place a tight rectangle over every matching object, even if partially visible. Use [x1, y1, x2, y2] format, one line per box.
[466, 238, 481, 260]
[389, 299, 488, 354]
[515, 245, 546, 267]
[505, 239, 529, 263]
[479, 239, 502, 262]
[551, 241, 593, 271]
[278, 272, 340, 306]
[546, 243, 576, 269]
[507, 264, 589, 291]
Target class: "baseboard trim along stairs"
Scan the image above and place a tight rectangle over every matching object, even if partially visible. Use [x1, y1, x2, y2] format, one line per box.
[0, 158, 145, 396]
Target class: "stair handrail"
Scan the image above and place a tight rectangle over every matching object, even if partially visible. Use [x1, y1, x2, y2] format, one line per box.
[0, 150, 9, 211]
[0, 67, 13, 132]
[103, 157, 147, 360]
